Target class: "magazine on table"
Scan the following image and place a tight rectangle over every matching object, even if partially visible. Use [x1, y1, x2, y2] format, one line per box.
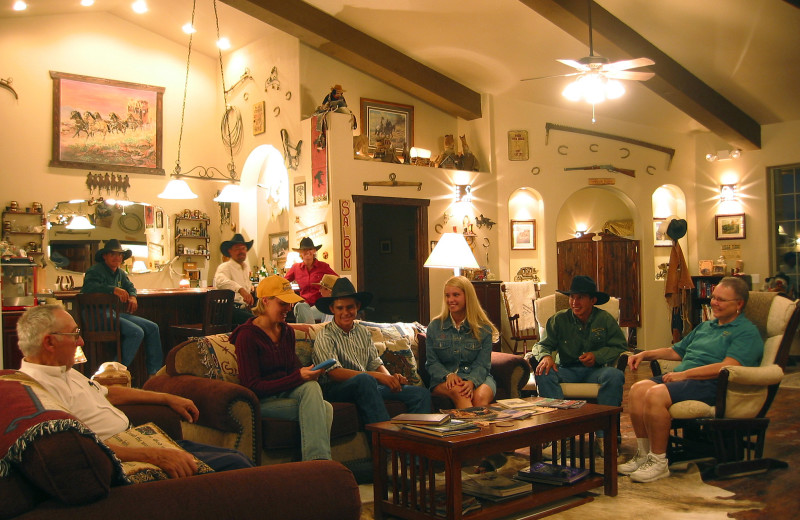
[495, 397, 539, 409]
[401, 419, 480, 437]
[515, 462, 590, 485]
[489, 405, 558, 421]
[433, 492, 481, 516]
[390, 413, 450, 425]
[440, 406, 498, 421]
[462, 473, 531, 499]
[526, 397, 587, 409]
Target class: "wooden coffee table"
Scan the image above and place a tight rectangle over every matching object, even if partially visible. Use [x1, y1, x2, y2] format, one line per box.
[367, 403, 620, 520]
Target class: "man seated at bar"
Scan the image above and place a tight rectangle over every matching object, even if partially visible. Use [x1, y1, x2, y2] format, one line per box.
[285, 237, 338, 323]
[81, 238, 163, 377]
[17, 304, 254, 476]
[213, 233, 255, 326]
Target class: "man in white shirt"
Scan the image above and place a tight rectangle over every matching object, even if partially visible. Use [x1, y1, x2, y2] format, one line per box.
[213, 233, 255, 326]
[17, 305, 253, 477]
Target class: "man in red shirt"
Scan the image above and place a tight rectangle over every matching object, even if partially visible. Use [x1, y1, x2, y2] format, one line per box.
[285, 237, 338, 323]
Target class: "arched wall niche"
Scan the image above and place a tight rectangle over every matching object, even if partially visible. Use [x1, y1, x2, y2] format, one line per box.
[652, 184, 688, 279]
[508, 187, 543, 281]
[555, 186, 637, 242]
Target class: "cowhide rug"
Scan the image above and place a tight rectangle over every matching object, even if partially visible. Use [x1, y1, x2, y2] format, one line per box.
[358, 457, 762, 520]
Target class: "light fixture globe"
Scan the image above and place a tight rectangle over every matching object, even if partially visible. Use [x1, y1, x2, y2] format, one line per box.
[158, 178, 198, 199]
[213, 183, 243, 203]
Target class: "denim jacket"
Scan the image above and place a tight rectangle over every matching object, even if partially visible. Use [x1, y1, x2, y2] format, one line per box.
[425, 317, 492, 389]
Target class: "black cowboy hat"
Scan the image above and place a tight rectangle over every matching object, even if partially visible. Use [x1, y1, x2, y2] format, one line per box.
[315, 278, 373, 314]
[293, 237, 322, 252]
[666, 218, 688, 241]
[220, 233, 253, 256]
[94, 239, 132, 263]
[557, 275, 610, 305]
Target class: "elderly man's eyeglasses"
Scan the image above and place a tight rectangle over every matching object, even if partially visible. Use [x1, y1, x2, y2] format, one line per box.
[710, 295, 740, 303]
[51, 329, 82, 337]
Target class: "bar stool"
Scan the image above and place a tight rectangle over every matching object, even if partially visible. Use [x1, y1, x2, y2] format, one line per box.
[77, 292, 123, 376]
[170, 289, 235, 347]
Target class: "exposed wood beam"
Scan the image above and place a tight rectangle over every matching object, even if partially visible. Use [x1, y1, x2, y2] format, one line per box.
[520, 0, 761, 150]
[221, 0, 482, 120]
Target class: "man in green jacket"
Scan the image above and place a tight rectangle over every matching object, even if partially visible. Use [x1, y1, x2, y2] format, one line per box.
[530, 275, 627, 409]
[81, 239, 163, 377]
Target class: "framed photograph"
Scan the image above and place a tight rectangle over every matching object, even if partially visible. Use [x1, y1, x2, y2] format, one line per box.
[508, 130, 529, 161]
[380, 239, 392, 254]
[49, 71, 164, 175]
[653, 219, 672, 247]
[715, 213, 746, 240]
[430, 240, 438, 253]
[155, 210, 163, 229]
[253, 101, 266, 135]
[144, 205, 155, 228]
[360, 98, 413, 152]
[294, 181, 307, 207]
[511, 220, 536, 250]
[269, 232, 289, 263]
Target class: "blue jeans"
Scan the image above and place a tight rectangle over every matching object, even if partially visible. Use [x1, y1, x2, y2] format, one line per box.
[119, 313, 163, 375]
[259, 381, 333, 461]
[322, 373, 431, 425]
[535, 365, 624, 407]
[176, 439, 254, 471]
[293, 303, 326, 324]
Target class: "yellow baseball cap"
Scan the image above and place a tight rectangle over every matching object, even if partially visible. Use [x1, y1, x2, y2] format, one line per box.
[256, 276, 304, 303]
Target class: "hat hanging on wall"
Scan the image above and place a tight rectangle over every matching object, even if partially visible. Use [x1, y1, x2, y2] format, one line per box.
[658, 215, 687, 241]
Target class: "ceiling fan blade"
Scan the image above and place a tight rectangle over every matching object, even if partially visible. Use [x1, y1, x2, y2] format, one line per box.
[605, 70, 656, 81]
[557, 59, 590, 71]
[602, 57, 655, 72]
[520, 72, 581, 82]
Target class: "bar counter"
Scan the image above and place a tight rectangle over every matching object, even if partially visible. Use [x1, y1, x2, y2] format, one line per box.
[54, 288, 210, 385]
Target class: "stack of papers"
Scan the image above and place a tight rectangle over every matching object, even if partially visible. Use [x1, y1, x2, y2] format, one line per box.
[495, 398, 539, 409]
[440, 406, 498, 421]
[462, 473, 531, 501]
[401, 419, 480, 437]
[526, 397, 587, 409]
[391, 413, 450, 426]
[514, 462, 589, 485]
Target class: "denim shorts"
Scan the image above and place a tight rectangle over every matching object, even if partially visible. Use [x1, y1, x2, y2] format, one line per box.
[650, 375, 718, 406]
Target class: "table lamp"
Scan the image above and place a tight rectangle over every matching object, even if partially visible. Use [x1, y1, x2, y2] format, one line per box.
[424, 232, 479, 276]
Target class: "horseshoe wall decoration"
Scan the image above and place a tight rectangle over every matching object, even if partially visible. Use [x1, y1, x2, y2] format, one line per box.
[589, 143, 599, 152]
[619, 147, 630, 158]
[558, 145, 569, 155]
[646, 165, 656, 175]
[531, 166, 541, 175]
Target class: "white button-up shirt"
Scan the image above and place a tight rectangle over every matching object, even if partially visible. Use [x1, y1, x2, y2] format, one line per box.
[213, 259, 253, 305]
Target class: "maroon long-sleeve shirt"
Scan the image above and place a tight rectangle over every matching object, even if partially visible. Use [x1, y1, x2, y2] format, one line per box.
[230, 318, 303, 398]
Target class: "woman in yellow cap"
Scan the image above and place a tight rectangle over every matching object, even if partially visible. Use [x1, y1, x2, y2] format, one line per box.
[230, 276, 332, 460]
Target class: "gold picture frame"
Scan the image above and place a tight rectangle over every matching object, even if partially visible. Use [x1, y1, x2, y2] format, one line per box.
[511, 219, 536, 250]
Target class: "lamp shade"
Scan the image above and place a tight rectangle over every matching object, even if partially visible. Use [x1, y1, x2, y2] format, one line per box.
[424, 233, 479, 270]
[213, 183, 243, 203]
[66, 215, 94, 230]
[158, 178, 198, 199]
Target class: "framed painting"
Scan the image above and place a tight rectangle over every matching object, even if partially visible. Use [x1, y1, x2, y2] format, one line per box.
[49, 71, 165, 175]
[253, 101, 266, 135]
[653, 219, 672, 247]
[155, 210, 163, 229]
[294, 181, 307, 207]
[508, 130, 529, 161]
[511, 220, 536, 250]
[360, 98, 413, 152]
[715, 214, 746, 240]
[269, 232, 289, 263]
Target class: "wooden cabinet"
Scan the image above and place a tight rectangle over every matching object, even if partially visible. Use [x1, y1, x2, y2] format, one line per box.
[556, 233, 641, 328]
[472, 280, 502, 351]
[2, 311, 23, 370]
[174, 216, 210, 259]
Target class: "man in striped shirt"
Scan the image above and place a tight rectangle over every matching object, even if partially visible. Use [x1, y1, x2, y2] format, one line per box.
[311, 278, 431, 424]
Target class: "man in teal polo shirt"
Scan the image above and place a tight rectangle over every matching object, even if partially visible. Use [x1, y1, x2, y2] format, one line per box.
[81, 239, 163, 377]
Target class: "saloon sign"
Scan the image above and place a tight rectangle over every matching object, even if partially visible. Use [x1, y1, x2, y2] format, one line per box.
[339, 199, 352, 271]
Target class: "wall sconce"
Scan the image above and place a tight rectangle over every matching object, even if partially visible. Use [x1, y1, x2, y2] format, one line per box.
[720, 184, 737, 202]
[706, 149, 741, 162]
[574, 224, 587, 238]
[454, 184, 471, 203]
[409, 147, 432, 166]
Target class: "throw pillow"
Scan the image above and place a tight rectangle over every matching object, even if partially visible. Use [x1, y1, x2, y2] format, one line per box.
[0, 373, 124, 506]
[196, 333, 240, 384]
[106, 423, 214, 484]
[359, 322, 424, 387]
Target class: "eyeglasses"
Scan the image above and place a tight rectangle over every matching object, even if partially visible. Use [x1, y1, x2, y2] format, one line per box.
[710, 295, 740, 303]
[51, 328, 82, 337]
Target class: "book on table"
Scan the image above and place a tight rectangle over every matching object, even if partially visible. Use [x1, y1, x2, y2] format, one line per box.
[440, 406, 498, 421]
[462, 473, 531, 500]
[390, 413, 450, 425]
[495, 398, 539, 409]
[433, 492, 481, 516]
[526, 397, 587, 409]
[401, 419, 480, 437]
[514, 462, 590, 485]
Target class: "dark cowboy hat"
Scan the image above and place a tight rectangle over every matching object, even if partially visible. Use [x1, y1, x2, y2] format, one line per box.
[293, 237, 322, 252]
[557, 275, 610, 305]
[95, 239, 133, 263]
[220, 233, 253, 256]
[666, 218, 688, 241]
[315, 277, 373, 314]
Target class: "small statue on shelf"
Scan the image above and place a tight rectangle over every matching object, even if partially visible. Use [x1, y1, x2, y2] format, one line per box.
[312, 84, 357, 146]
[457, 134, 479, 171]
[435, 134, 459, 169]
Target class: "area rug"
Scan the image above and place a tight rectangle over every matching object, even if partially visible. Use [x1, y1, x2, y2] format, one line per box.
[358, 460, 762, 520]
[779, 371, 800, 389]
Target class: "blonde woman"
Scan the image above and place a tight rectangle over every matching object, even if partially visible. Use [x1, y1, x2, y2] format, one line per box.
[231, 276, 332, 461]
[425, 275, 499, 408]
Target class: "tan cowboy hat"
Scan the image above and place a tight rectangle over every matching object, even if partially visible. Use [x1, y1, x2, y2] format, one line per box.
[330, 84, 346, 92]
[293, 237, 322, 252]
[95, 239, 132, 263]
[313, 274, 339, 291]
[315, 278, 372, 314]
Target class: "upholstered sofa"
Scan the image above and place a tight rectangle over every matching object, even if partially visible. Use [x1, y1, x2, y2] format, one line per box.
[142, 321, 531, 478]
[0, 370, 361, 520]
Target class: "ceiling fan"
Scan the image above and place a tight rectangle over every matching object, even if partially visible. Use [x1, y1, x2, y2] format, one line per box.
[521, 0, 655, 104]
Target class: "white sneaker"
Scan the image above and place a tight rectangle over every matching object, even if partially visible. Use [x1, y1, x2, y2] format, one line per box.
[617, 450, 647, 475]
[629, 453, 670, 483]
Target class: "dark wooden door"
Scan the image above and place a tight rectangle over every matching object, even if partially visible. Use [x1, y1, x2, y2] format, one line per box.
[557, 233, 640, 328]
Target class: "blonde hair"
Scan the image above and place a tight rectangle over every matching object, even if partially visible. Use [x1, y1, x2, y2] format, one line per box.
[252, 296, 271, 317]
[434, 275, 498, 341]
